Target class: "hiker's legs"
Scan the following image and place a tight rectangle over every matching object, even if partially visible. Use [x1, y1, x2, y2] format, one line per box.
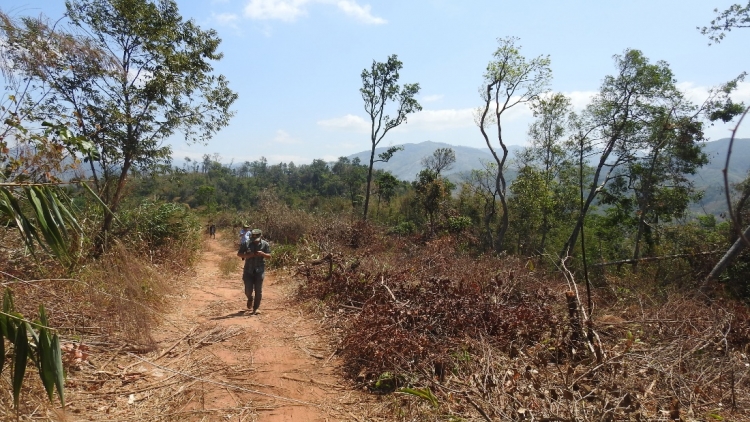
[242, 273, 254, 308]
[252, 272, 264, 311]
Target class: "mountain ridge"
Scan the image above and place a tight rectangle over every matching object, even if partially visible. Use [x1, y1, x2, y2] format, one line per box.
[348, 138, 750, 215]
[348, 138, 750, 181]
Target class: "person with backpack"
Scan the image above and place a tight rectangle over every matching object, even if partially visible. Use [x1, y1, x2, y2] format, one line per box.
[237, 228, 271, 314]
[239, 222, 251, 244]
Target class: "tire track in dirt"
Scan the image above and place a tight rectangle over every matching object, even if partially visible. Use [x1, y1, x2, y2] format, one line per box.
[139, 233, 369, 421]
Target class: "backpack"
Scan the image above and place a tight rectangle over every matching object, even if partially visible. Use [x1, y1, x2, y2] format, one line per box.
[238, 233, 251, 255]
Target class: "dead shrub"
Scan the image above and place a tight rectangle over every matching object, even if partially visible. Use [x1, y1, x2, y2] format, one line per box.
[247, 189, 317, 244]
[218, 255, 239, 278]
[297, 231, 557, 383]
[294, 219, 750, 421]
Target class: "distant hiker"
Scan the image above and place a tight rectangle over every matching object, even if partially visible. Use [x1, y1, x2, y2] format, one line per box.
[239, 222, 251, 245]
[237, 228, 271, 314]
[209, 224, 216, 239]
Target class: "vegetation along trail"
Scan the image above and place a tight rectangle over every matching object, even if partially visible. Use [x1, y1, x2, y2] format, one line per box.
[69, 232, 369, 421]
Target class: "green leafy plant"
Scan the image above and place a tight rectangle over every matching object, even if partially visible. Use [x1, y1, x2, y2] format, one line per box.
[0, 185, 81, 266]
[389, 221, 416, 236]
[397, 386, 439, 408]
[0, 289, 65, 409]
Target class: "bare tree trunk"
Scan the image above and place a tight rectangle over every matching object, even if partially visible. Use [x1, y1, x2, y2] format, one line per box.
[632, 212, 647, 271]
[483, 198, 495, 251]
[496, 190, 509, 251]
[100, 160, 131, 233]
[705, 225, 750, 283]
[362, 147, 376, 221]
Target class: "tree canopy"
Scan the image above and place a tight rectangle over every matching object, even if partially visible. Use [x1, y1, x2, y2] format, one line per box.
[3, 0, 237, 245]
[360, 54, 421, 221]
[477, 36, 552, 251]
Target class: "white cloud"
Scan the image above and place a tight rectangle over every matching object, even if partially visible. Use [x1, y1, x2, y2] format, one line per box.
[676, 81, 750, 140]
[243, 0, 385, 24]
[421, 94, 444, 103]
[337, 141, 363, 150]
[213, 12, 240, 26]
[244, 0, 309, 22]
[319, 105, 531, 135]
[335, 1, 386, 24]
[273, 129, 301, 144]
[127, 68, 152, 88]
[502, 101, 534, 122]
[317, 114, 370, 132]
[677, 81, 711, 105]
[406, 108, 475, 131]
[564, 90, 597, 111]
[678, 80, 750, 106]
[735, 81, 750, 102]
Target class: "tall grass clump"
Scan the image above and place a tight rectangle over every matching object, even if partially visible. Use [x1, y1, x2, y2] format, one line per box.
[0, 199, 203, 355]
[74, 242, 169, 348]
[218, 256, 239, 278]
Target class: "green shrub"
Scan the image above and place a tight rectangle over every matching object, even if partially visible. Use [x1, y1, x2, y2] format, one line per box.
[446, 215, 472, 233]
[390, 221, 416, 236]
[118, 200, 202, 266]
[269, 243, 300, 269]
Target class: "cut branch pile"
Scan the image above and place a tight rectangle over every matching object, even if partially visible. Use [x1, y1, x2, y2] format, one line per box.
[296, 227, 750, 420]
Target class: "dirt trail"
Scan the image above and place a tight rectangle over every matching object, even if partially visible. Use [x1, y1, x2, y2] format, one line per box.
[89, 233, 371, 421]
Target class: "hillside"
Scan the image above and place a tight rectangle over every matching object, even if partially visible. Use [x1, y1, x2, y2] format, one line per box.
[347, 140, 521, 181]
[691, 138, 750, 214]
[349, 138, 750, 214]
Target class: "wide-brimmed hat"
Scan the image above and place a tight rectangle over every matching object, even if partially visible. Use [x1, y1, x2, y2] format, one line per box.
[251, 229, 262, 237]
[242, 222, 251, 228]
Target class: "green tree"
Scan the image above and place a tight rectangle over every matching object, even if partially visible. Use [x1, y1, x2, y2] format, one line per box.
[700, 2, 750, 284]
[477, 37, 552, 252]
[560, 49, 738, 259]
[518, 93, 576, 252]
[421, 147, 456, 175]
[1, 12, 105, 265]
[700, 1, 750, 43]
[196, 184, 217, 209]
[332, 157, 367, 211]
[414, 169, 449, 235]
[463, 160, 500, 250]
[360, 54, 421, 221]
[6, 0, 237, 248]
[374, 171, 399, 218]
[508, 167, 548, 254]
[628, 114, 707, 266]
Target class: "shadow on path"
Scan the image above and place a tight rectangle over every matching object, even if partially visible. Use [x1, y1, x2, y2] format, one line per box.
[209, 310, 252, 320]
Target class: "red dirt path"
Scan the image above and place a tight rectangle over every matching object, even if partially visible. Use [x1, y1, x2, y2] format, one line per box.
[69, 233, 376, 421]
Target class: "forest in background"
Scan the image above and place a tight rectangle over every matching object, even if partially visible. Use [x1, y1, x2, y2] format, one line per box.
[2, 0, 750, 419]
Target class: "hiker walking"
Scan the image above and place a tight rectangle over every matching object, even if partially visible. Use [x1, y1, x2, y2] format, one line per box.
[237, 228, 271, 314]
[209, 224, 216, 239]
[239, 223, 251, 245]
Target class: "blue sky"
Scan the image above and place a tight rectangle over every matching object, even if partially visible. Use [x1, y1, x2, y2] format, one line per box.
[4, 0, 750, 165]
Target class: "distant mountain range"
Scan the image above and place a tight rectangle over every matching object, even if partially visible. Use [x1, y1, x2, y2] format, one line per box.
[689, 138, 750, 214]
[347, 140, 523, 182]
[348, 138, 750, 215]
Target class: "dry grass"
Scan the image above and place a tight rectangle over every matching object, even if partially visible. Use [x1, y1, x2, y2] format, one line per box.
[0, 216, 201, 417]
[218, 256, 240, 278]
[3, 203, 749, 421]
